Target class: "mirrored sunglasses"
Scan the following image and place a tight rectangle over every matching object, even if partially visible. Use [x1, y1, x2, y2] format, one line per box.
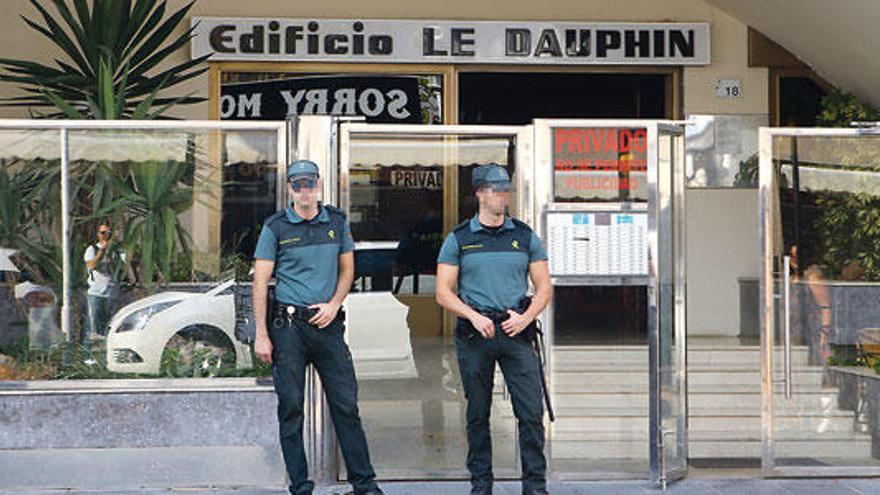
[289, 177, 318, 191]
[486, 182, 510, 193]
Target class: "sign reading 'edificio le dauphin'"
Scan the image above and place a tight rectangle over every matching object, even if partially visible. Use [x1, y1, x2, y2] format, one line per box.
[192, 18, 710, 65]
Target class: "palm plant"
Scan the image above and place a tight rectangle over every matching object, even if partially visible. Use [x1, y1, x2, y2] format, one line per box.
[95, 157, 195, 288]
[0, 159, 49, 247]
[0, 0, 208, 119]
[0, 159, 64, 290]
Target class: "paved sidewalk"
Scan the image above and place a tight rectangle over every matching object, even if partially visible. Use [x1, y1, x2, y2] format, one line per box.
[5, 478, 880, 495]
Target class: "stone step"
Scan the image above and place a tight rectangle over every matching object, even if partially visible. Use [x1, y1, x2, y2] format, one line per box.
[553, 430, 871, 443]
[693, 438, 873, 459]
[551, 391, 838, 410]
[528, 404, 855, 418]
[551, 361, 812, 371]
[548, 412, 858, 434]
[544, 369, 825, 387]
[547, 382, 830, 394]
[547, 405, 849, 419]
[551, 435, 873, 459]
[551, 346, 809, 366]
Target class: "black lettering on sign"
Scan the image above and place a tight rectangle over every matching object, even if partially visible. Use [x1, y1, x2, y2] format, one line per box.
[506, 29, 531, 56]
[565, 29, 590, 57]
[451, 28, 475, 56]
[210, 25, 236, 53]
[653, 30, 666, 57]
[422, 27, 447, 56]
[240, 25, 264, 53]
[670, 30, 695, 57]
[268, 21, 281, 53]
[369, 35, 393, 55]
[213, 20, 395, 57]
[205, 21, 704, 62]
[285, 26, 304, 53]
[534, 29, 562, 57]
[624, 30, 650, 58]
[352, 22, 366, 54]
[596, 30, 621, 57]
[325, 34, 348, 54]
[390, 170, 443, 190]
[307, 21, 320, 54]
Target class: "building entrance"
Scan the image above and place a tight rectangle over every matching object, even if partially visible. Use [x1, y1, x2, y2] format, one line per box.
[292, 116, 687, 487]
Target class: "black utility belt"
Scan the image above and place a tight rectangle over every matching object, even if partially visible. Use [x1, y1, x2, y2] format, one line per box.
[456, 314, 539, 342]
[271, 302, 345, 324]
[480, 309, 511, 323]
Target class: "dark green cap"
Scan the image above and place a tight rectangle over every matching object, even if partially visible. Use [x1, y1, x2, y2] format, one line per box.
[287, 159, 319, 179]
[472, 164, 511, 189]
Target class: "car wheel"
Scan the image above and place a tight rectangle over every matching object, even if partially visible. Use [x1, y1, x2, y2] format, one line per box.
[160, 325, 237, 378]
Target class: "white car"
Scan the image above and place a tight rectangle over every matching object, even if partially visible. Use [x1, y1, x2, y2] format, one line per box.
[106, 280, 252, 374]
[106, 280, 416, 379]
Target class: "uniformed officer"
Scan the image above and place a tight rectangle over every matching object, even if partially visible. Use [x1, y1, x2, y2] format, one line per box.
[252, 159, 383, 495]
[436, 164, 552, 495]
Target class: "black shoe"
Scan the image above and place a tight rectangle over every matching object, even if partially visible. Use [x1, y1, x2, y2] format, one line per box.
[470, 487, 492, 495]
[349, 489, 384, 495]
[523, 490, 549, 495]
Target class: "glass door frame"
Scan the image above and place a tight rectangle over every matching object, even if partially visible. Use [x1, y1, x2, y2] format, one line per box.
[654, 122, 688, 487]
[308, 117, 688, 483]
[759, 126, 880, 477]
[531, 119, 688, 485]
[334, 121, 535, 481]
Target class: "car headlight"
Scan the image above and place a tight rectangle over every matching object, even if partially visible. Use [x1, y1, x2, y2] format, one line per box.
[116, 301, 181, 333]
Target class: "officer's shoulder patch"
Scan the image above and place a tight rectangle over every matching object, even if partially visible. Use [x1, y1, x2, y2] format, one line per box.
[323, 204, 347, 219]
[452, 218, 471, 233]
[511, 218, 533, 232]
[264, 210, 286, 227]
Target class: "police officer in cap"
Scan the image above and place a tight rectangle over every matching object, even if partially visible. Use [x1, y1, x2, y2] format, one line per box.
[436, 164, 552, 495]
[253, 159, 383, 495]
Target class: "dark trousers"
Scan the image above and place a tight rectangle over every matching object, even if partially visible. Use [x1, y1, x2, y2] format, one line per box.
[270, 316, 378, 495]
[455, 320, 547, 493]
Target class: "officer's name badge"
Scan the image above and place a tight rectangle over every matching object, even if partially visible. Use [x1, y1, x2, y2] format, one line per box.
[279, 237, 301, 245]
[462, 243, 483, 250]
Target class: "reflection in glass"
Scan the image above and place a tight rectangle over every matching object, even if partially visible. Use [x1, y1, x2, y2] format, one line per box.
[0, 130, 64, 379]
[343, 132, 518, 479]
[1, 126, 284, 381]
[222, 131, 279, 260]
[66, 130, 249, 379]
[769, 135, 880, 469]
[221, 73, 443, 124]
[685, 114, 766, 188]
[550, 286, 648, 475]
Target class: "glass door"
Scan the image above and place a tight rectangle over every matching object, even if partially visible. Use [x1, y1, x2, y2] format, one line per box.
[531, 120, 687, 484]
[337, 124, 534, 480]
[761, 130, 880, 476]
[651, 125, 688, 486]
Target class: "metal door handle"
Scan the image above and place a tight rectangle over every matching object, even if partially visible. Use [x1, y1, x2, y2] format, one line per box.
[783, 255, 792, 399]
